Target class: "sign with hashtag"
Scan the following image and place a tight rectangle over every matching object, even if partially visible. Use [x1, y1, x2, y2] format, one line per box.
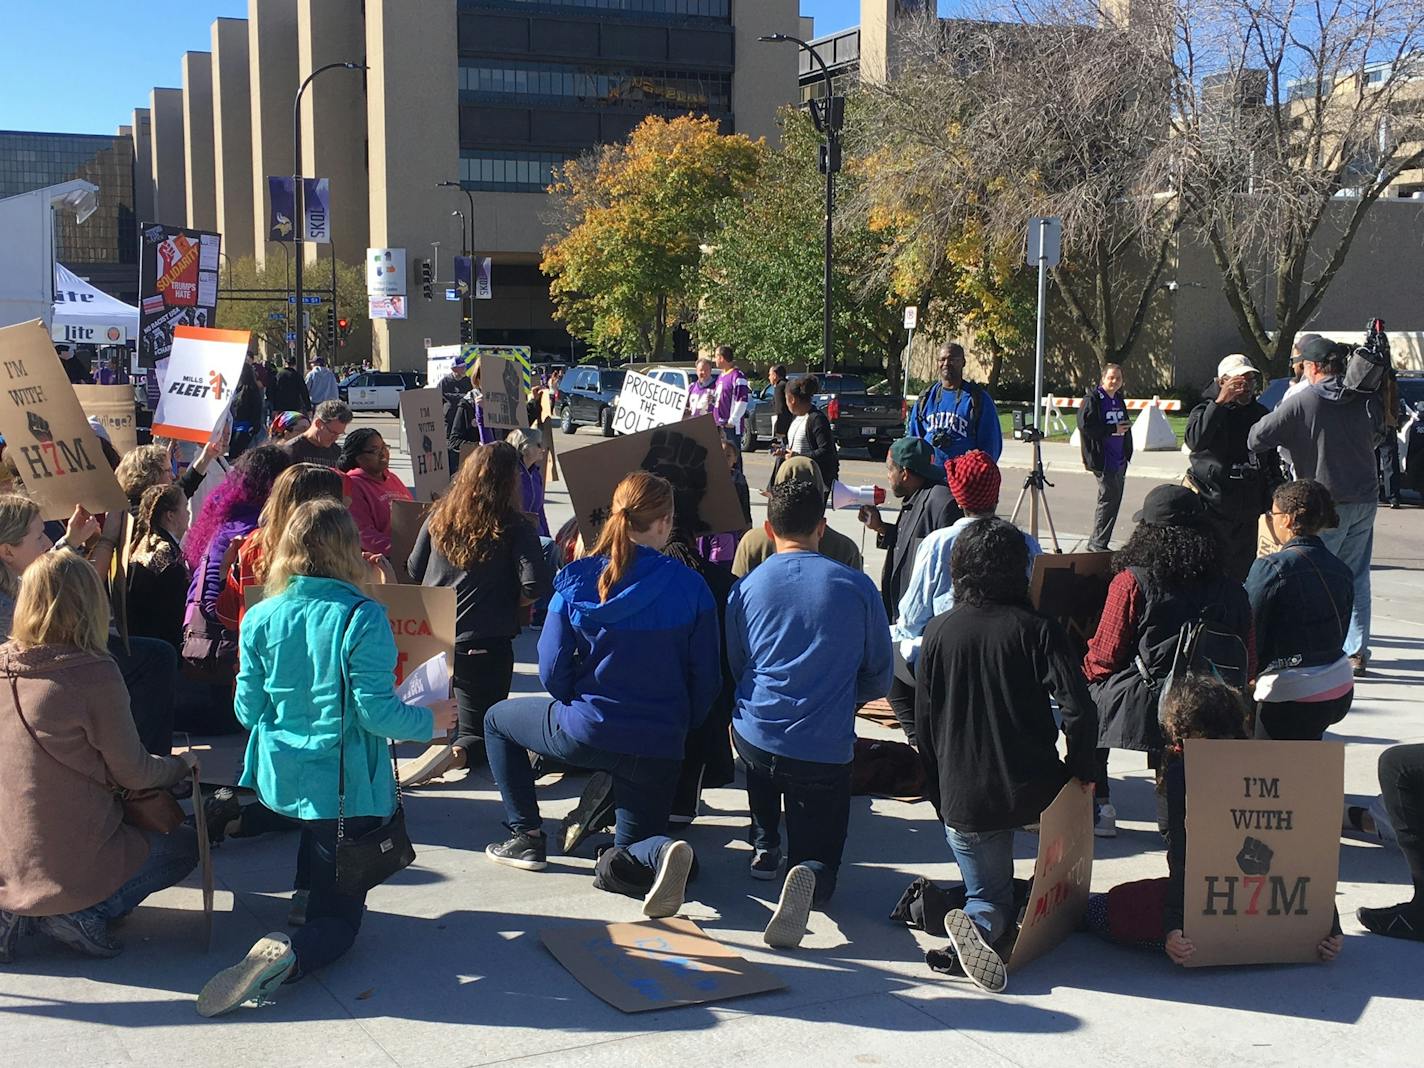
[151, 326, 250, 444]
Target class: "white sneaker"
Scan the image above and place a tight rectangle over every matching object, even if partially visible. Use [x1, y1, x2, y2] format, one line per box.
[400, 743, 462, 788]
[763, 864, 816, 949]
[1094, 802, 1118, 838]
[642, 841, 694, 919]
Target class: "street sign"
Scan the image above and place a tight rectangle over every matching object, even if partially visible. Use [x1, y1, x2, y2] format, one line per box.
[287, 295, 324, 305]
[285, 331, 297, 341]
[268, 312, 286, 321]
[903, 306, 918, 330]
[445, 288, 459, 302]
[1026, 217, 1062, 267]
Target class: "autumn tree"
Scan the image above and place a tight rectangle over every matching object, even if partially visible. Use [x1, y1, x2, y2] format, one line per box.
[541, 115, 763, 362]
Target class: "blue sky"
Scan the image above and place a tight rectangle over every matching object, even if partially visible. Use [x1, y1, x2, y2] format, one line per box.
[0, 0, 889, 136]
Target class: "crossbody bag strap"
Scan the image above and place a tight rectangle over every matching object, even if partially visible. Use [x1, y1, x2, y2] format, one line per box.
[7, 672, 126, 797]
[335, 598, 365, 843]
[1284, 546, 1346, 646]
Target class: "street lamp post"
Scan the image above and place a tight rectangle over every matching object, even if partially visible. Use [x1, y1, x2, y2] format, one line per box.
[759, 33, 840, 374]
[438, 180, 476, 343]
[293, 60, 365, 370]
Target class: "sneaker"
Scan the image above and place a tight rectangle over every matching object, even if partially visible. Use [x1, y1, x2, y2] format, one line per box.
[763, 864, 817, 949]
[196, 933, 298, 1017]
[1094, 801, 1118, 839]
[642, 840, 694, 919]
[1357, 903, 1424, 942]
[562, 771, 616, 854]
[0, 910, 22, 964]
[485, 829, 548, 871]
[748, 847, 783, 881]
[287, 889, 309, 928]
[204, 787, 243, 845]
[668, 768, 706, 826]
[1350, 654, 1368, 677]
[35, 909, 120, 959]
[925, 945, 966, 976]
[944, 908, 1008, 994]
[400, 743, 464, 788]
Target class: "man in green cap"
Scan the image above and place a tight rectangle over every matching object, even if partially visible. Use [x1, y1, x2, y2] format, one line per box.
[858, 436, 961, 741]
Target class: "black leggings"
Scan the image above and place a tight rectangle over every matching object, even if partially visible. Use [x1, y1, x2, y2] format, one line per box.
[452, 639, 515, 753]
[1379, 743, 1424, 893]
[1254, 693, 1352, 741]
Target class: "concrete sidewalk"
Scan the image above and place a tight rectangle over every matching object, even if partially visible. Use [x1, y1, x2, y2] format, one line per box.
[998, 437, 1190, 481]
[1, 435, 1418, 1067]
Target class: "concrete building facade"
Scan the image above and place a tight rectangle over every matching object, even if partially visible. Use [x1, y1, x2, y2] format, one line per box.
[181, 52, 217, 232]
[248, 0, 299, 267]
[212, 18, 256, 261]
[130, 108, 154, 226]
[148, 88, 186, 228]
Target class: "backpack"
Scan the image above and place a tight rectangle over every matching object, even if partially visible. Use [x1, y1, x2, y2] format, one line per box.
[1147, 613, 1250, 729]
[1343, 319, 1390, 395]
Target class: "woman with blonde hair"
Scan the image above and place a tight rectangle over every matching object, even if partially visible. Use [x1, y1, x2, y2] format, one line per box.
[402, 442, 550, 786]
[0, 551, 198, 962]
[482, 472, 720, 918]
[506, 427, 550, 537]
[197, 499, 454, 1017]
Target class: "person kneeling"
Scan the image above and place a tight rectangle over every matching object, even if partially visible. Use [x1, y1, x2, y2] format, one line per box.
[727, 480, 892, 948]
[482, 472, 721, 919]
[0, 552, 198, 962]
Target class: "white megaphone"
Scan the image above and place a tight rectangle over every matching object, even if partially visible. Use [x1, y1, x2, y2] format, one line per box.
[831, 480, 887, 510]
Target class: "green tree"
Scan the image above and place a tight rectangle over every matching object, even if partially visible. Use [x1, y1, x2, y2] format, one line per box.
[215, 255, 369, 365]
[541, 115, 764, 362]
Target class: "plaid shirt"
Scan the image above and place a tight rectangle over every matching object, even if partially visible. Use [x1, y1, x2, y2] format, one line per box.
[1083, 570, 1256, 683]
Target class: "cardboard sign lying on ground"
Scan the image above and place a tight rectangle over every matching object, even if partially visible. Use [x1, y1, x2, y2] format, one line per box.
[541, 917, 786, 1013]
[389, 498, 434, 584]
[476, 351, 527, 430]
[398, 388, 450, 501]
[1183, 739, 1344, 967]
[1009, 778, 1094, 972]
[151, 326, 249, 444]
[561, 414, 748, 544]
[0, 320, 128, 519]
[73, 383, 138, 455]
[612, 370, 688, 435]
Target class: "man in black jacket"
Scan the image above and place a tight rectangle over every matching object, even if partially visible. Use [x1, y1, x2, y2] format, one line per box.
[914, 518, 1097, 993]
[1077, 364, 1133, 550]
[1185, 354, 1283, 581]
[268, 357, 312, 415]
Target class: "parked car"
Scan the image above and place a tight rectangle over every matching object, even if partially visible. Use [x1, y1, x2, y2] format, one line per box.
[339, 371, 420, 413]
[558, 365, 626, 436]
[743, 372, 905, 460]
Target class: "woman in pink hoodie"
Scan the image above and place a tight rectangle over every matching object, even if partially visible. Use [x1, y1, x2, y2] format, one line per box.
[339, 428, 413, 557]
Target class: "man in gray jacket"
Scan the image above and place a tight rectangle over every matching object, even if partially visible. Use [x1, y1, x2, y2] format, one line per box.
[1248, 337, 1382, 674]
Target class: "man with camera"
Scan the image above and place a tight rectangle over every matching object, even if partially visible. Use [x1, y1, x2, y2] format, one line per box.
[906, 342, 1003, 466]
[1249, 336, 1383, 675]
[1185, 354, 1284, 582]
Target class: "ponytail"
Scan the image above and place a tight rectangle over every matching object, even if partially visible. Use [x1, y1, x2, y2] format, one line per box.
[586, 471, 673, 603]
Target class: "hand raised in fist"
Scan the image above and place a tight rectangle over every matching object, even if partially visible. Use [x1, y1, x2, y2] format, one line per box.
[641, 428, 709, 533]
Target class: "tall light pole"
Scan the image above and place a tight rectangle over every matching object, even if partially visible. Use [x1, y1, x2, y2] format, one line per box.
[760, 33, 840, 374]
[438, 180, 476, 343]
[293, 60, 365, 370]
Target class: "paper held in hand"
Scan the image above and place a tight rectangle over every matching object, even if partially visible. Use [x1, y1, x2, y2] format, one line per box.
[397, 653, 451, 707]
[151, 326, 250, 444]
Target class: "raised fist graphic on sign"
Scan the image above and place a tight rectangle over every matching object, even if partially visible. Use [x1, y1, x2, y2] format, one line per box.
[641, 428, 710, 533]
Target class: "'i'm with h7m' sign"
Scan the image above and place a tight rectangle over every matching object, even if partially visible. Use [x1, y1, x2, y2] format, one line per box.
[152, 326, 250, 444]
[612, 370, 689, 435]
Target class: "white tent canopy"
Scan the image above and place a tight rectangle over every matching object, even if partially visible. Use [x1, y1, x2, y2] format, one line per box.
[51, 262, 138, 347]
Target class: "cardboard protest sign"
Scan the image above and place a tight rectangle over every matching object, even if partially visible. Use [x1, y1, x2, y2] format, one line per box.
[389, 498, 434, 584]
[369, 583, 455, 686]
[0, 320, 128, 520]
[73, 384, 138, 455]
[1183, 739, 1344, 967]
[1009, 779, 1094, 972]
[541, 918, 786, 1013]
[1030, 551, 1114, 648]
[612, 370, 689, 435]
[191, 767, 215, 949]
[151, 326, 250, 444]
[399, 388, 450, 501]
[561, 415, 748, 544]
[475, 351, 527, 430]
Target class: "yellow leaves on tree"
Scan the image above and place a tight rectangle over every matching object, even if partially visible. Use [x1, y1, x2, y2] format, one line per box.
[541, 115, 763, 361]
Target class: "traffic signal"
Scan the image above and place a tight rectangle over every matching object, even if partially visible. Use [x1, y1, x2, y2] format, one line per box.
[336, 316, 350, 347]
[421, 258, 434, 301]
[324, 308, 336, 348]
[460, 317, 472, 344]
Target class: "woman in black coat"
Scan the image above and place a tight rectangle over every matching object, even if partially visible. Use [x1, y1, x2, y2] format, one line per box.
[775, 374, 838, 491]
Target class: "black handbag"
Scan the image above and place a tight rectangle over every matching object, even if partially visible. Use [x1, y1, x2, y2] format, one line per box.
[333, 600, 417, 896]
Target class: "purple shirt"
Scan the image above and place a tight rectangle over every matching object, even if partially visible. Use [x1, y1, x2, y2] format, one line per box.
[519, 463, 550, 538]
[1098, 387, 1130, 472]
[687, 378, 714, 419]
[713, 367, 750, 432]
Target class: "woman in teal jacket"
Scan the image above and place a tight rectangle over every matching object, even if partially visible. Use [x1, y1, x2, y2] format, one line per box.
[197, 499, 455, 1018]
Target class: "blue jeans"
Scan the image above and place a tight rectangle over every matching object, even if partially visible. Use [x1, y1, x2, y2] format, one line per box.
[733, 731, 850, 906]
[484, 696, 680, 872]
[286, 816, 381, 978]
[944, 826, 1017, 944]
[109, 634, 177, 755]
[97, 825, 200, 920]
[1318, 499, 1376, 660]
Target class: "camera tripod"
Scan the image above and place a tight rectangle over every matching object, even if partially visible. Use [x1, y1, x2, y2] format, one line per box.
[1008, 430, 1062, 553]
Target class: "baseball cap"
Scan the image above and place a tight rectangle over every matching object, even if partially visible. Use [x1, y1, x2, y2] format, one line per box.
[889, 437, 942, 483]
[1216, 354, 1258, 379]
[1297, 336, 1340, 366]
[1133, 483, 1206, 527]
[944, 450, 1001, 515]
[1290, 333, 1322, 364]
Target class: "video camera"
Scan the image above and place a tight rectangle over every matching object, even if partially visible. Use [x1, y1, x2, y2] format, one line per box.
[1011, 408, 1044, 443]
[1343, 317, 1390, 394]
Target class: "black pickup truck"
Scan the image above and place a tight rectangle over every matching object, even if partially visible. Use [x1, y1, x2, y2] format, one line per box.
[742, 372, 904, 461]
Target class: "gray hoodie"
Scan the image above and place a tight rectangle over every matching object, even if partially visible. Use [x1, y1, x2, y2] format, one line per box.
[1246, 377, 1381, 504]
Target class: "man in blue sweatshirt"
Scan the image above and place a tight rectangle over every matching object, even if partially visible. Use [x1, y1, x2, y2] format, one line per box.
[905, 342, 1003, 465]
[726, 480, 894, 949]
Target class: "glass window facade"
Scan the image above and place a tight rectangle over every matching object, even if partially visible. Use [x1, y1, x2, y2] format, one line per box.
[460, 149, 573, 191]
[460, 61, 730, 113]
[461, 0, 729, 20]
[0, 130, 135, 266]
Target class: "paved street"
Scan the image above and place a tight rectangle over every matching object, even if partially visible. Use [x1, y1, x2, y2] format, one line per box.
[1, 414, 1420, 1067]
